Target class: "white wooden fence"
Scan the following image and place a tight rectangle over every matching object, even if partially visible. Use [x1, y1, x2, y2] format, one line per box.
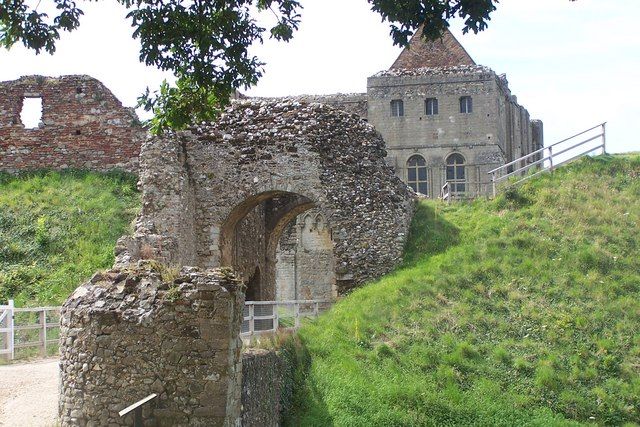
[1, 300, 61, 361]
[1, 299, 331, 360]
[241, 300, 332, 337]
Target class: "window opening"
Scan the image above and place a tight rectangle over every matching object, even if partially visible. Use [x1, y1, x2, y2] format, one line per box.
[459, 96, 473, 114]
[390, 99, 404, 117]
[20, 97, 43, 129]
[407, 155, 428, 195]
[425, 98, 438, 115]
[446, 153, 466, 194]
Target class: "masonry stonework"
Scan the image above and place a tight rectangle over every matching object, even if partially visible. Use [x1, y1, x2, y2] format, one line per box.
[58, 262, 244, 426]
[0, 75, 144, 172]
[116, 99, 415, 297]
[275, 210, 336, 301]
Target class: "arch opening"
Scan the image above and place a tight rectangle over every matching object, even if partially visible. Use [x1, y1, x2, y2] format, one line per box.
[219, 190, 336, 302]
[275, 210, 336, 302]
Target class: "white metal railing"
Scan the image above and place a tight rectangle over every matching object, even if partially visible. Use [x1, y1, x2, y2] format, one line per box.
[241, 300, 332, 337]
[1, 300, 61, 361]
[488, 122, 607, 196]
[441, 180, 493, 202]
[1, 299, 331, 360]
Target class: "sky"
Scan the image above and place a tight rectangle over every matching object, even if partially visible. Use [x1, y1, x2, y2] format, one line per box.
[1, 0, 639, 153]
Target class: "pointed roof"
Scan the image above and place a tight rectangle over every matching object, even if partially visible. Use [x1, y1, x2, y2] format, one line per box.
[390, 25, 476, 70]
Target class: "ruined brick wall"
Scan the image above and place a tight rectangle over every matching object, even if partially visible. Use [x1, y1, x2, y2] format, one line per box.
[59, 262, 244, 426]
[0, 75, 144, 173]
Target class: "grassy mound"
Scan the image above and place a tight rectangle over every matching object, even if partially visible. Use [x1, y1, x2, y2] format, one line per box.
[0, 171, 139, 305]
[284, 155, 640, 426]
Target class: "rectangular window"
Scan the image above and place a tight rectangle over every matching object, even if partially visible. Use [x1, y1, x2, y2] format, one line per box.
[460, 96, 473, 114]
[20, 97, 43, 129]
[390, 99, 404, 117]
[425, 98, 438, 115]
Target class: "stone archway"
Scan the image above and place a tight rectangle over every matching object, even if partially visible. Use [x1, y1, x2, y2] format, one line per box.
[117, 99, 415, 295]
[63, 99, 415, 426]
[218, 190, 316, 300]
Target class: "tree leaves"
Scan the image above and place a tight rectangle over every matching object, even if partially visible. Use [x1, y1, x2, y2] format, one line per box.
[0, 0, 507, 131]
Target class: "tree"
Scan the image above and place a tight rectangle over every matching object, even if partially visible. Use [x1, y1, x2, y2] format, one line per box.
[0, 0, 500, 132]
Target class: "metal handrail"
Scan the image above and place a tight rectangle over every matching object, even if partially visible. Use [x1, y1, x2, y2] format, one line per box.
[488, 122, 607, 175]
[489, 122, 607, 196]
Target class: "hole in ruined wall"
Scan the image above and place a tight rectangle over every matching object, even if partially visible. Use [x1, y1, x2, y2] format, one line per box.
[20, 97, 43, 129]
[246, 266, 261, 302]
[76, 87, 83, 94]
[74, 130, 82, 135]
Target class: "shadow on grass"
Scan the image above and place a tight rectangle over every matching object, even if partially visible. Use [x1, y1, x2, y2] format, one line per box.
[402, 202, 460, 268]
[280, 335, 334, 426]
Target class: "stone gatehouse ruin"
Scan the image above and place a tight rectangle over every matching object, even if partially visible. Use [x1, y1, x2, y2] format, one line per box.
[116, 99, 414, 296]
[58, 99, 414, 425]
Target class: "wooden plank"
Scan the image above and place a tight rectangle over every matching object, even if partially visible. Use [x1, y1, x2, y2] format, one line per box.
[118, 393, 158, 417]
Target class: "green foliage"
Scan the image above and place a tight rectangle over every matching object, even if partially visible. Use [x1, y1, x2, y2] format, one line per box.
[0, 170, 139, 305]
[1, 0, 508, 131]
[138, 77, 222, 134]
[284, 155, 640, 426]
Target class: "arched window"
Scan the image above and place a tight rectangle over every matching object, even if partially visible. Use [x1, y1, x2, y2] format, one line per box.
[446, 153, 466, 194]
[407, 155, 428, 195]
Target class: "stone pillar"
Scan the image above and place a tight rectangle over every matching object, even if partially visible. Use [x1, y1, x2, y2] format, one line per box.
[59, 262, 244, 426]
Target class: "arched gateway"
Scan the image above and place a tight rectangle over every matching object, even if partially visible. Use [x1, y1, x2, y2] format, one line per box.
[59, 100, 414, 426]
[115, 99, 414, 296]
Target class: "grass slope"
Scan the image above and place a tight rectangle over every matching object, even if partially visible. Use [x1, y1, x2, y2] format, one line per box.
[0, 171, 139, 306]
[285, 155, 640, 426]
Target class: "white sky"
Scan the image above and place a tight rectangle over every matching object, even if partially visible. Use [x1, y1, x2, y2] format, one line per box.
[1, 0, 638, 153]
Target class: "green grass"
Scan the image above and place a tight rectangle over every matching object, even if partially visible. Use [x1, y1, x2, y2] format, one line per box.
[284, 155, 640, 426]
[0, 170, 139, 305]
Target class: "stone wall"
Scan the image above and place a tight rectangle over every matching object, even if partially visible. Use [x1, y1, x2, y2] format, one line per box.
[258, 93, 368, 120]
[0, 75, 144, 173]
[366, 66, 540, 197]
[117, 99, 415, 296]
[59, 262, 244, 426]
[275, 210, 336, 301]
[241, 349, 288, 427]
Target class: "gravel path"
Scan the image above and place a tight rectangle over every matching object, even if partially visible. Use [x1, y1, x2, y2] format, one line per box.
[0, 359, 59, 426]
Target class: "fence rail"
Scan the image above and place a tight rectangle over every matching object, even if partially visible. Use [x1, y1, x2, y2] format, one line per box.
[488, 122, 607, 196]
[1, 299, 331, 360]
[1, 300, 61, 361]
[241, 300, 332, 337]
[441, 180, 493, 202]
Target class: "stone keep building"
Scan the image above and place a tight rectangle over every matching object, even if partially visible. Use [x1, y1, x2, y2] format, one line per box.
[368, 29, 543, 198]
[272, 29, 543, 299]
[274, 28, 543, 199]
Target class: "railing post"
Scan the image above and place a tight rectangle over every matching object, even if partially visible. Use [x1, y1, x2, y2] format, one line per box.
[294, 303, 300, 329]
[273, 303, 279, 332]
[9, 300, 14, 361]
[602, 122, 607, 154]
[248, 304, 255, 336]
[491, 172, 497, 198]
[548, 146, 554, 173]
[39, 310, 47, 357]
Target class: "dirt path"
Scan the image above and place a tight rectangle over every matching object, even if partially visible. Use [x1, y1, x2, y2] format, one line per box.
[0, 358, 59, 426]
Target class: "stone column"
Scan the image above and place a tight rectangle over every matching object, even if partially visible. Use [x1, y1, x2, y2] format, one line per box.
[59, 262, 244, 426]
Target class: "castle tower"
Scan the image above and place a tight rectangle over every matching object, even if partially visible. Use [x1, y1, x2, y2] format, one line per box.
[365, 26, 543, 199]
